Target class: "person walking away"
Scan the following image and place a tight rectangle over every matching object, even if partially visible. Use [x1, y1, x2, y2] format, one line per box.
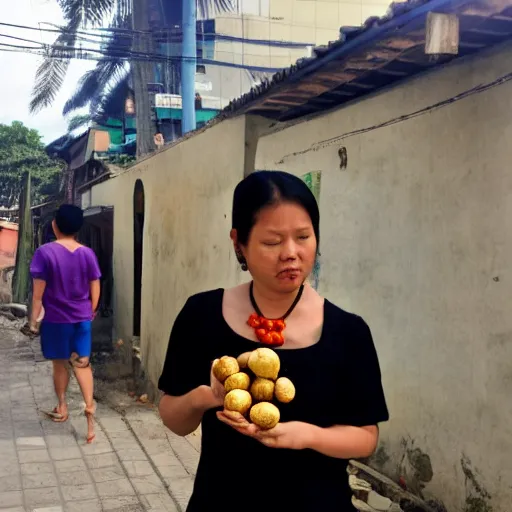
[29, 204, 101, 443]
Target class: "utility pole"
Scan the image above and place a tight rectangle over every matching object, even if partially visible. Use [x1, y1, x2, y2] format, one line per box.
[132, 0, 156, 157]
[182, 0, 197, 134]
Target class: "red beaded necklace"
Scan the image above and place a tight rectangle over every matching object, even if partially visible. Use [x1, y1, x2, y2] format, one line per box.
[247, 281, 305, 346]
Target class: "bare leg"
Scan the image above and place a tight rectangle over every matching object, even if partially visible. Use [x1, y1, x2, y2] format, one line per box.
[52, 360, 70, 419]
[72, 356, 95, 441]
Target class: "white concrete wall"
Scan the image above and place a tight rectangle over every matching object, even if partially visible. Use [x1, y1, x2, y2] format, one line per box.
[255, 43, 512, 511]
[90, 117, 246, 387]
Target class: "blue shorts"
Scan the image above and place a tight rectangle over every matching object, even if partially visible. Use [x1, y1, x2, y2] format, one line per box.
[40, 321, 92, 360]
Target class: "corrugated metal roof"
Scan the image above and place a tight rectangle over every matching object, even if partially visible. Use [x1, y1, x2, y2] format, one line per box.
[223, 0, 512, 121]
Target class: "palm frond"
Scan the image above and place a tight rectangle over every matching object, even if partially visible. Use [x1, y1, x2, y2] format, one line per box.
[197, 0, 234, 19]
[29, 17, 81, 114]
[63, 13, 131, 116]
[30, 1, 119, 113]
[67, 114, 91, 132]
[93, 71, 132, 121]
[57, 0, 117, 27]
[30, 57, 70, 114]
[63, 59, 128, 115]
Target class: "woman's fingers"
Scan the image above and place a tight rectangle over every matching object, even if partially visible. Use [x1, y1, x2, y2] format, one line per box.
[216, 410, 248, 426]
[216, 411, 263, 437]
[221, 410, 246, 423]
[210, 359, 219, 382]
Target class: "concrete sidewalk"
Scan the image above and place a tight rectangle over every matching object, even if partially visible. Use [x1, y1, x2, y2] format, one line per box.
[0, 327, 199, 512]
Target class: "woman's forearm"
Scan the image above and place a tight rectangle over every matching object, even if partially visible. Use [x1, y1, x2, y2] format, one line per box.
[30, 279, 46, 330]
[306, 424, 379, 459]
[159, 386, 218, 437]
[30, 299, 43, 329]
[90, 279, 100, 313]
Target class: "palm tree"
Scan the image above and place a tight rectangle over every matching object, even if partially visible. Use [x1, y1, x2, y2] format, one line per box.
[30, 0, 234, 157]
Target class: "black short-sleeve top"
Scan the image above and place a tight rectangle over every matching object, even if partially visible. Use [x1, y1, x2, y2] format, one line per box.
[158, 289, 389, 512]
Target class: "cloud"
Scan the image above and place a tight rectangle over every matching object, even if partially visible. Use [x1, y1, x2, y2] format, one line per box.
[0, 0, 94, 143]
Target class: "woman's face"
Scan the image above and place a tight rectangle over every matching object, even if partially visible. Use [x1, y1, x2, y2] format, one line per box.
[239, 201, 317, 293]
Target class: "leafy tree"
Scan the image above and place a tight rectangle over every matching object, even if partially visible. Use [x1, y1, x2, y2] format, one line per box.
[0, 122, 64, 208]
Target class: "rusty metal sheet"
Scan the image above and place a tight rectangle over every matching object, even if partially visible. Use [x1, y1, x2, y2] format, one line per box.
[293, 81, 334, 95]
[312, 70, 360, 83]
[380, 36, 424, 50]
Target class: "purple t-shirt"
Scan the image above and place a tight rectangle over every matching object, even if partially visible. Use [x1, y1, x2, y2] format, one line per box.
[30, 243, 102, 324]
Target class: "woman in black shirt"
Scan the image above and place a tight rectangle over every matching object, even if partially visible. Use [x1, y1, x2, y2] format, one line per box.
[158, 171, 389, 511]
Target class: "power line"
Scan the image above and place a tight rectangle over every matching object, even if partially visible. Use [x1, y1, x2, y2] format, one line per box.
[0, 37, 281, 72]
[275, 69, 512, 164]
[0, 21, 312, 49]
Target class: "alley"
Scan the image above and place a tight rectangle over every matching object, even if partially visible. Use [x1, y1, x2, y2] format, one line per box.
[0, 326, 198, 512]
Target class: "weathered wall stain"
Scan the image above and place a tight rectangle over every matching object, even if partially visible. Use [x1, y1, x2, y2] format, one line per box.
[393, 438, 435, 498]
[373, 444, 391, 467]
[407, 447, 434, 484]
[461, 454, 493, 512]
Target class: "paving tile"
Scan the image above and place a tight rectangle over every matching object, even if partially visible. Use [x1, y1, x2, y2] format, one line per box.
[141, 493, 179, 512]
[18, 449, 50, 464]
[61, 484, 97, 502]
[0, 475, 22, 492]
[101, 496, 140, 511]
[130, 473, 165, 495]
[166, 438, 199, 475]
[64, 499, 102, 512]
[0, 440, 16, 452]
[90, 466, 125, 483]
[45, 435, 78, 448]
[0, 462, 20, 478]
[32, 507, 63, 512]
[96, 478, 135, 498]
[156, 464, 190, 480]
[57, 471, 92, 487]
[21, 462, 53, 476]
[0, 490, 23, 507]
[108, 431, 134, 441]
[49, 447, 82, 461]
[99, 418, 128, 433]
[24, 487, 61, 509]
[0, 507, 25, 512]
[80, 443, 114, 456]
[109, 437, 134, 450]
[22, 472, 59, 489]
[53, 459, 86, 474]
[164, 477, 193, 510]
[150, 451, 179, 468]
[140, 440, 169, 456]
[116, 448, 147, 462]
[84, 453, 119, 469]
[123, 461, 154, 478]
[16, 436, 46, 450]
[14, 424, 43, 438]
[9, 382, 30, 390]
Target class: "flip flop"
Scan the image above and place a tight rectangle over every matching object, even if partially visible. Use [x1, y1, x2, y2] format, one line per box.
[84, 402, 96, 444]
[44, 407, 69, 423]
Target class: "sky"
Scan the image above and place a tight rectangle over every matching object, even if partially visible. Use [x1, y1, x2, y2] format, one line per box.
[0, 0, 94, 143]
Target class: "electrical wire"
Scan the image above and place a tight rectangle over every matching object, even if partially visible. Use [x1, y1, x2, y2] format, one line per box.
[0, 37, 281, 72]
[275, 68, 512, 164]
[0, 21, 312, 48]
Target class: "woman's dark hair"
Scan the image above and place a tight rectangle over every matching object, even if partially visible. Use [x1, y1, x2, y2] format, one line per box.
[232, 170, 320, 246]
[54, 204, 84, 236]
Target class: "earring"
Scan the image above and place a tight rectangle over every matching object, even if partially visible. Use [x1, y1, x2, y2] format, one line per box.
[235, 250, 248, 271]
